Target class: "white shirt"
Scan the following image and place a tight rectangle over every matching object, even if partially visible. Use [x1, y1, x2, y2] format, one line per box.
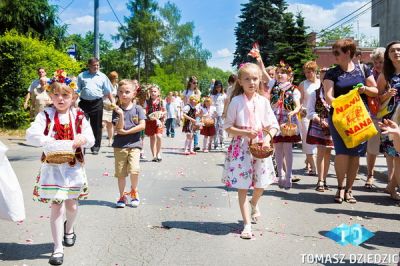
[211, 93, 227, 116]
[301, 79, 320, 107]
[224, 94, 279, 132]
[26, 107, 95, 148]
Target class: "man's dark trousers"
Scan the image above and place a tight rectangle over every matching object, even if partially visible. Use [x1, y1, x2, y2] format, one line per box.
[79, 98, 103, 151]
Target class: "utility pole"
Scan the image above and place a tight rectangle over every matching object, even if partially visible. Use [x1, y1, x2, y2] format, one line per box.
[94, 0, 100, 59]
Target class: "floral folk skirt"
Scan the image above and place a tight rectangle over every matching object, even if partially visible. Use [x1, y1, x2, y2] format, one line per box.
[222, 136, 276, 189]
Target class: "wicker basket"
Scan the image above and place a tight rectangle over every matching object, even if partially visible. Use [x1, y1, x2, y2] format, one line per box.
[249, 131, 274, 159]
[45, 151, 75, 164]
[202, 117, 215, 127]
[280, 117, 297, 137]
[148, 111, 164, 120]
[44, 140, 75, 164]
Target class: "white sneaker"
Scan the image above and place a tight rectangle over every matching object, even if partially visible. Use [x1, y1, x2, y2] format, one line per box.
[116, 196, 126, 208]
[130, 190, 140, 207]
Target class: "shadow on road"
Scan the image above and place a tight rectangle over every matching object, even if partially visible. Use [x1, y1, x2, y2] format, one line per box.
[315, 207, 400, 221]
[0, 242, 52, 261]
[79, 199, 116, 208]
[161, 220, 241, 236]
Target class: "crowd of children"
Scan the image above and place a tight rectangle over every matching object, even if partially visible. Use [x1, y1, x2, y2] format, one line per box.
[16, 38, 400, 266]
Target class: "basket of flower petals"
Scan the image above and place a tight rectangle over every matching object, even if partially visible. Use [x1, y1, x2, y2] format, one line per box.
[44, 140, 75, 164]
[148, 111, 165, 120]
[202, 117, 215, 127]
[280, 118, 297, 137]
[249, 138, 274, 159]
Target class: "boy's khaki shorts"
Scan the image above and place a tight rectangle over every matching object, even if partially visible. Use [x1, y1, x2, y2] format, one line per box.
[114, 148, 141, 177]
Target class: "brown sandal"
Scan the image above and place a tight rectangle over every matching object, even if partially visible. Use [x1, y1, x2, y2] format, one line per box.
[334, 187, 345, 203]
[364, 175, 374, 189]
[345, 190, 357, 204]
[315, 181, 325, 192]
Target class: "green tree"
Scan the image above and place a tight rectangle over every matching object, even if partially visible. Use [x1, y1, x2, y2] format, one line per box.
[233, 0, 315, 84]
[0, 31, 82, 128]
[101, 48, 137, 79]
[275, 12, 316, 84]
[65, 31, 113, 61]
[233, 0, 287, 67]
[0, 0, 68, 49]
[115, 0, 163, 82]
[317, 25, 353, 47]
[148, 65, 183, 95]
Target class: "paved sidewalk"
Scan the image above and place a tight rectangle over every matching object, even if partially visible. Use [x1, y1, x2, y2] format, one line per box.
[0, 131, 399, 266]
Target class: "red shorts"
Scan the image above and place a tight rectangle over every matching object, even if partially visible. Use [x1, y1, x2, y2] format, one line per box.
[145, 120, 163, 136]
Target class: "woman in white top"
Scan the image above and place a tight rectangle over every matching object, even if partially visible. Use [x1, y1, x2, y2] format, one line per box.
[211, 80, 227, 149]
[298, 61, 319, 175]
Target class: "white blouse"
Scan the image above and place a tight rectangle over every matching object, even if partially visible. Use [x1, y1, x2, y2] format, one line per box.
[26, 107, 95, 148]
[224, 94, 279, 132]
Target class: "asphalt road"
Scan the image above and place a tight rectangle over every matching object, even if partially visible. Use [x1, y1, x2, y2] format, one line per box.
[0, 130, 399, 266]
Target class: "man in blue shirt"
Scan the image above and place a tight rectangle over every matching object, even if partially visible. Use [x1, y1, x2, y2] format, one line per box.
[78, 57, 114, 154]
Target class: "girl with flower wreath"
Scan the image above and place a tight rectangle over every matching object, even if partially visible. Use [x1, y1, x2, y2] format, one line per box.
[199, 96, 217, 152]
[143, 84, 165, 162]
[306, 68, 334, 192]
[222, 63, 278, 239]
[26, 70, 95, 265]
[257, 58, 302, 189]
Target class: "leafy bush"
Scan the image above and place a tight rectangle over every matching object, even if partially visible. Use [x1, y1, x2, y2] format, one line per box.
[0, 31, 83, 128]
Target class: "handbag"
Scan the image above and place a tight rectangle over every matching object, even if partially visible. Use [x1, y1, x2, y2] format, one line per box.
[367, 96, 380, 116]
[306, 119, 332, 146]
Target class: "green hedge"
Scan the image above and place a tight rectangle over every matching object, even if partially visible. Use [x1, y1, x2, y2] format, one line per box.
[0, 31, 83, 128]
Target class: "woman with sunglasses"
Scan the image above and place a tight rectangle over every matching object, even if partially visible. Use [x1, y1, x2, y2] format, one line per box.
[183, 76, 202, 151]
[324, 39, 378, 204]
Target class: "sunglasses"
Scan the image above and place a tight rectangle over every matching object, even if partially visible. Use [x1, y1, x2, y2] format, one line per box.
[332, 50, 341, 56]
[192, 82, 198, 84]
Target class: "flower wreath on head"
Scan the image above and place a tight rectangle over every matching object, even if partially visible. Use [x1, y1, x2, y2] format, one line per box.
[276, 60, 293, 74]
[45, 69, 78, 92]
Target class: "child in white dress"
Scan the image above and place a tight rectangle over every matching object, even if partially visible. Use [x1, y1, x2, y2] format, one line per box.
[26, 70, 95, 265]
[222, 63, 279, 239]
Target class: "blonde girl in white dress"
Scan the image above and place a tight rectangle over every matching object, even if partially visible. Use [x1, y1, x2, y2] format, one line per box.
[223, 63, 279, 239]
[26, 70, 95, 265]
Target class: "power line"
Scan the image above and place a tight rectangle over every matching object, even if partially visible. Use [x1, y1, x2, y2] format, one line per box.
[319, 0, 371, 33]
[317, 0, 384, 37]
[59, 0, 74, 15]
[106, 0, 124, 28]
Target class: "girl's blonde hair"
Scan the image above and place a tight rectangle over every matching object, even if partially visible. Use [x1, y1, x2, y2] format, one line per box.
[48, 82, 74, 95]
[189, 95, 199, 103]
[230, 63, 261, 101]
[202, 96, 212, 107]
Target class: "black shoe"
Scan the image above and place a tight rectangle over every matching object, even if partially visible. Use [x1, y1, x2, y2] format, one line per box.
[152, 157, 158, 162]
[91, 147, 100, 155]
[63, 221, 76, 247]
[157, 158, 162, 162]
[49, 252, 64, 265]
[194, 146, 201, 151]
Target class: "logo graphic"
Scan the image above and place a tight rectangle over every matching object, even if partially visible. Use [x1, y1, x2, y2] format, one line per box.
[325, 224, 374, 246]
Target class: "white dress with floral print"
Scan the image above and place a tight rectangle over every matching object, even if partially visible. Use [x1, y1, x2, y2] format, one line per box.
[222, 94, 279, 189]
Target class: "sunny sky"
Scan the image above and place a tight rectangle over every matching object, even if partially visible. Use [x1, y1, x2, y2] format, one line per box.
[49, 0, 379, 71]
